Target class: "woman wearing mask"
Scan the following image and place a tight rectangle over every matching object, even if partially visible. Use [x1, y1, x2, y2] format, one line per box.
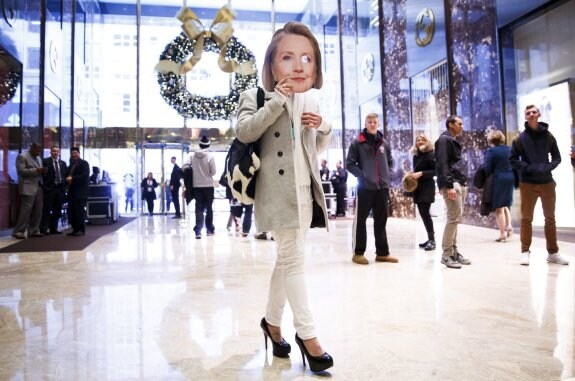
[235, 21, 333, 373]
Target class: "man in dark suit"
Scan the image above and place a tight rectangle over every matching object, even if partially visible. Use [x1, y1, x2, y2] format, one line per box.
[169, 156, 182, 218]
[40, 146, 67, 235]
[330, 160, 348, 217]
[65, 147, 90, 236]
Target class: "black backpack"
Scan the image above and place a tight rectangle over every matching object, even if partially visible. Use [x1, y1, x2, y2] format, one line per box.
[220, 87, 265, 205]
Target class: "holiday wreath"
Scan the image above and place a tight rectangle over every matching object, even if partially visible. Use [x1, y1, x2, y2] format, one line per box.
[155, 6, 257, 121]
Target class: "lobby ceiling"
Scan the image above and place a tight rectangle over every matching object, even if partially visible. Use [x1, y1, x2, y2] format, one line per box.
[96, 0, 310, 14]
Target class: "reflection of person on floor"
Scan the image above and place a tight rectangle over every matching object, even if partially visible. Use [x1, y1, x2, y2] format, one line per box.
[65, 147, 90, 236]
[40, 145, 67, 235]
[141, 172, 158, 216]
[12, 142, 46, 239]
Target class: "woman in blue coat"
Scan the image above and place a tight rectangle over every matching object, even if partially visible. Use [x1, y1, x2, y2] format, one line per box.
[484, 130, 515, 241]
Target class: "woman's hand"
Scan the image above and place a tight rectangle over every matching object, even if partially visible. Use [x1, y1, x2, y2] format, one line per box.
[274, 77, 293, 97]
[301, 112, 322, 129]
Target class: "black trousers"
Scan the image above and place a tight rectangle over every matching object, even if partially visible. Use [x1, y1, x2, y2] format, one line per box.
[241, 203, 253, 233]
[193, 187, 215, 234]
[144, 195, 155, 214]
[171, 186, 181, 216]
[353, 188, 389, 256]
[68, 198, 87, 233]
[416, 202, 435, 241]
[41, 187, 64, 232]
[335, 184, 347, 215]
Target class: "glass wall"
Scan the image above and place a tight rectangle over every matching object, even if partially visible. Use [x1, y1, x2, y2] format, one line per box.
[502, 0, 575, 228]
[77, 0, 343, 215]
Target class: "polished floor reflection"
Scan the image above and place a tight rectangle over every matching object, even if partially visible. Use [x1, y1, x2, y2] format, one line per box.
[0, 213, 573, 381]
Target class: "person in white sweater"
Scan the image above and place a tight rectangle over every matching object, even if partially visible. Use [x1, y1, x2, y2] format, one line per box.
[190, 135, 217, 239]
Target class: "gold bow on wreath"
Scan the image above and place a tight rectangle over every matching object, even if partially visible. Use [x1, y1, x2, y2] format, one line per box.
[154, 5, 256, 76]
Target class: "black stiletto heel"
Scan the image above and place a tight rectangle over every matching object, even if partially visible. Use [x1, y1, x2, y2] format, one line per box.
[294, 333, 333, 372]
[260, 317, 291, 358]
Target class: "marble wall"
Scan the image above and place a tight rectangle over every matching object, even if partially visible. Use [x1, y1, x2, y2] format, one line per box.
[380, 0, 501, 226]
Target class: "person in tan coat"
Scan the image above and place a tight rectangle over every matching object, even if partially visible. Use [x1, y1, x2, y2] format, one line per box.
[235, 21, 333, 373]
[12, 143, 47, 239]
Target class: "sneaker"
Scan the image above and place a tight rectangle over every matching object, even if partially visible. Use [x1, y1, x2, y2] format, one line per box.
[375, 255, 399, 263]
[519, 251, 530, 266]
[352, 255, 369, 265]
[419, 240, 429, 248]
[441, 256, 462, 269]
[207, 231, 215, 236]
[455, 253, 471, 265]
[547, 253, 569, 265]
[11, 232, 25, 239]
[424, 241, 436, 251]
[242, 232, 248, 237]
[195, 233, 201, 239]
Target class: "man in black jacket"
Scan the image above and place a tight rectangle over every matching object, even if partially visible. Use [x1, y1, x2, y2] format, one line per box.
[169, 156, 182, 218]
[346, 113, 397, 265]
[40, 146, 67, 234]
[509, 105, 568, 266]
[65, 147, 90, 236]
[435, 115, 472, 269]
[330, 160, 347, 217]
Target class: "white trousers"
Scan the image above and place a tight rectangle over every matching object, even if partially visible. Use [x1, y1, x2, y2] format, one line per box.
[267, 186, 315, 340]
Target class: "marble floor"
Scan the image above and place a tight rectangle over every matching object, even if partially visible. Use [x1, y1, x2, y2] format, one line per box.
[0, 212, 573, 381]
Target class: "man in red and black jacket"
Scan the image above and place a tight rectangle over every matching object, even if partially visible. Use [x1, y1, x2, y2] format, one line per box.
[346, 113, 397, 265]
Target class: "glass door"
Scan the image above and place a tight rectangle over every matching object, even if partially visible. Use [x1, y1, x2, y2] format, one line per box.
[140, 143, 188, 215]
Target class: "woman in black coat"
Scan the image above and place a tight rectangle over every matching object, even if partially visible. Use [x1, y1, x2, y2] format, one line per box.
[408, 134, 437, 250]
[141, 172, 158, 216]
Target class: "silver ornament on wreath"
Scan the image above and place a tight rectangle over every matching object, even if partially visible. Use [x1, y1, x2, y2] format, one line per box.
[0, 69, 21, 107]
[155, 5, 258, 121]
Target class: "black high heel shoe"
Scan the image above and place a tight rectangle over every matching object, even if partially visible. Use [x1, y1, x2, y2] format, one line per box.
[294, 333, 333, 372]
[260, 317, 291, 358]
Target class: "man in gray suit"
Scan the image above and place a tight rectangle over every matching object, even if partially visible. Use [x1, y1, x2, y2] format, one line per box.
[12, 143, 47, 239]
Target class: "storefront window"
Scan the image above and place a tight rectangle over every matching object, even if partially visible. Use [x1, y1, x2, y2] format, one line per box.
[502, 0, 575, 228]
